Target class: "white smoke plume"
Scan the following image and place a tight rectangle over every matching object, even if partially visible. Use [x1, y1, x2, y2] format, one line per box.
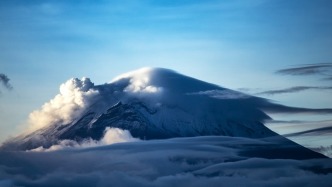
[27, 77, 99, 132]
[25, 69, 164, 133]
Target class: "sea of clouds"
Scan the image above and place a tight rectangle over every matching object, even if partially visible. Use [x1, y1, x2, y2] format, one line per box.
[1, 136, 332, 187]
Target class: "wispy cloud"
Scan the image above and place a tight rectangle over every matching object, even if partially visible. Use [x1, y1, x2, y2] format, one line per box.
[255, 63, 332, 96]
[257, 86, 332, 95]
[265, 119, 332, 135]
[276, 63, 332, 80]
[188, 89, 250, 99]
[285, 126, 332, 137]
[0, 73, 13, 94]
[261, 103, 332, 115]
[324, 76, 332, 81]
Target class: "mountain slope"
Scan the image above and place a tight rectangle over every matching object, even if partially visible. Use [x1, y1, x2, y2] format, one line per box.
[0, 68, 321, 153]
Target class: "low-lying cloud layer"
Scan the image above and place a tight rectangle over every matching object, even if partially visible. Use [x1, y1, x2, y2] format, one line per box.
[0, 136, 331, 187]
[30, 127, 139, 152]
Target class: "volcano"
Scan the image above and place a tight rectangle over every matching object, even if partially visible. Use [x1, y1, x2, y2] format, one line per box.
[0, 68, 326, 159]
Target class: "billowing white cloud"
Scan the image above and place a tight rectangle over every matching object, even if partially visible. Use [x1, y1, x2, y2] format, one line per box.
[18, 68, 167, 137]
[30, 127, 139, 152]
[27, 77, 99, 132]
[25, 70, 165, 133]
[101, 127, 138, 144]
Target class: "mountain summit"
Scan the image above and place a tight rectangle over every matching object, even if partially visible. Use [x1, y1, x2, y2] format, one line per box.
[0, 68, 310, 151]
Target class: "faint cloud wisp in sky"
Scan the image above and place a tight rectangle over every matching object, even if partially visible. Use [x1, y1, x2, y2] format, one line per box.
[0, 73, 13, 94]
[276, 63, 332, 80]
[257, 86, 332, 95]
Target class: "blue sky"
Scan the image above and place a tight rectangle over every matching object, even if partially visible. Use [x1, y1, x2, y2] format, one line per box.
[1, 0, 332, 141]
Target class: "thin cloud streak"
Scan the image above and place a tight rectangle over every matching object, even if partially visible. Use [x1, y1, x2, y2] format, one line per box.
[323, 76, 332, 81]
[285, 126, 332, 137]
[261, 103, 332, 115]
[276, 63, 332, 76]
[265, 119, 332, 135]
[276, 63, 332, 83]
[257, 86, 332, 95]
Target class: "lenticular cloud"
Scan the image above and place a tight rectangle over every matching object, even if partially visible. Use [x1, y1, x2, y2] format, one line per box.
[27, 77, 99, 132]
[112, 67, 163, 93]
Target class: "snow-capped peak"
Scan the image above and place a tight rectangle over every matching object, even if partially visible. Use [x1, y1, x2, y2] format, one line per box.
[1, 67, 279, 151]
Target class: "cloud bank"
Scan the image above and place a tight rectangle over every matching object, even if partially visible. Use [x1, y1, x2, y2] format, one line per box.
[0, 136, 331, 187]
[30, 127, 139, 152]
